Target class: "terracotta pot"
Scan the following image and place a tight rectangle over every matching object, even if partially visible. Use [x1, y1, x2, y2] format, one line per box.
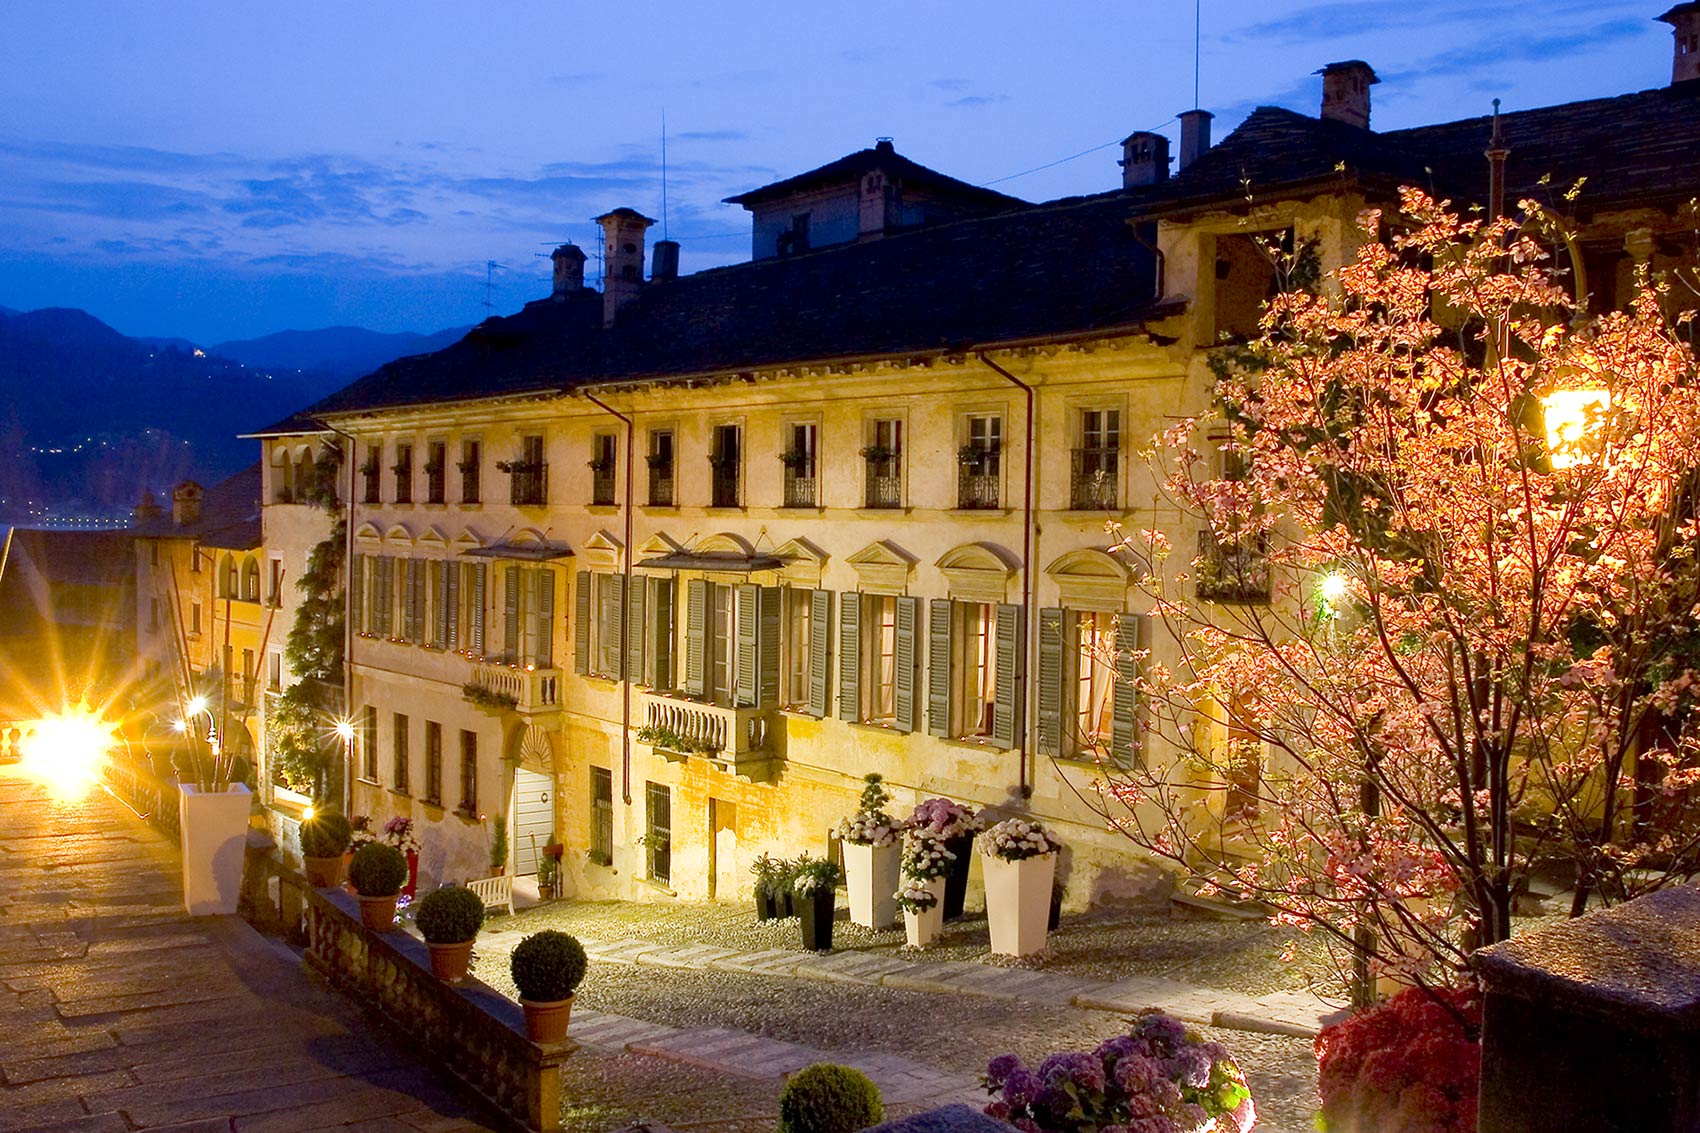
[982, 851, 1056, 957]
[357, 894, 399, 931]
[427, 939, 474, 981]
[521, 994, 574, 1043]
[492, 865, 506, 877]
[303, 854, 343, 889]
[843, 840, 901, 929]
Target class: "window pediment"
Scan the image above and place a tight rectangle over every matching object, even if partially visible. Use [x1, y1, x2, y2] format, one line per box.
[847, 539, 916, 594]
[581, 529, 624, 571]
[936, 542, 1018, 604]
[383, 523, 414, 545]
[773, 537, 827, 588]
[354, 521, 384, 545]
[1045, 548, 1133, 612]
[417, 525, 448, 547]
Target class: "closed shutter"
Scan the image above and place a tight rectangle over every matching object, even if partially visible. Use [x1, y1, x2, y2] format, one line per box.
[806, 589, 831, 718]
[992, 603, 1025, 749]
[413, 561, 427, 643]
[503, 566, 520, 661]
[535, 567, 554, 667]
[758, 585, 781, 708]
[894, 595, 919, 733]
[683, 579, 708, 697]
[350, 553, 365, 636]
[573, 572, 591, 675]
[1036, 607, 1065, 756]
[626, 574, 646, 683]
[837, 591, 860, 721]
[399, 561, 413, 641]
[927, 599, 952, 737]
[1111, 612, 1144, 767]
[471, 562, 487, 655]
[604, 575, 624, 678]
[444, 559, 459, 651]
[735, 583, 758, 706]
[651, 577, 674, 690]
[434, 562, 449, 647]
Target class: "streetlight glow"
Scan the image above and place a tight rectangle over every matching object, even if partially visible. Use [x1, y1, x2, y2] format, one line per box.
[185, 695, 209, 717]
[18, 706, 113, 802]
[333, 719, 356, 742]
[1543, 388, 1610, 469]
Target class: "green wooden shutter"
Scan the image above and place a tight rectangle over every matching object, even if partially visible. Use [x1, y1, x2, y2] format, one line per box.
[605, 574, 624, 678]
[1036, 607, 1065, 756]
[684, 579, 708, 697]
[650, 578, 674, 690]
[573, 572, 591, 675]
[626, 574, 646, 683]
[757, 585, 781, 708]
[350, 553, 365, 636]
[894, 596, 919, 733]
[807, 589, 831, 718]
[837, 591, 860, 721]
[1111, 612, 1144, 767]
[434, 562, 449, 647]
[444, 559, 459, 651]
[471, 562, 486, 655]
[927, 598, 952, 737]
[992, 603, 1025, 749]
[412, 560, 426, 643]
[735, 583, 758, 706]
[503, 566, 520, 661]
[536, 567, 555, 668]
[399, 561, 413, 641]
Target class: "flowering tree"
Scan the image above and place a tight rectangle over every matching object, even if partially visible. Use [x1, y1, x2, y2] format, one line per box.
[1103, 189, 1700, 995]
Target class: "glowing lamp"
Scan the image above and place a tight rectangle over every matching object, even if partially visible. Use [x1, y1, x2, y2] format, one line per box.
[19, 707, 113, 802]
[185, 695, 209, 717]
[333, 720, 356, 742]
[1543, 389, 1609, 469]
[1319, 572, 1350, 603]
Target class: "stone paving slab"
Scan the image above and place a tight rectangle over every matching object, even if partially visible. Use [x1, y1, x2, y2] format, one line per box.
[705, 947, 806, 977]
[641, 943, 743, 970]
[788, 950, 917, 984]
[879, 959, 994, 995]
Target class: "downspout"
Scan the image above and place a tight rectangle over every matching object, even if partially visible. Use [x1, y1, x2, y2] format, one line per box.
[975, 352, 1035, 800]
[320, 423, 359, 817]
[583, 393, 636, 805]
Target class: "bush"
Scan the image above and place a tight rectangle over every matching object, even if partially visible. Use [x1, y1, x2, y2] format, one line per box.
[791, 854, 841, 898]
[299, 812, 352, 859]
[510, 930, 587, 1002]
[778, 1063, 883, 1133]
[347, 842, 408, 897]
[414, 885, 484, 944]
[1315, 985, 1480, 1133]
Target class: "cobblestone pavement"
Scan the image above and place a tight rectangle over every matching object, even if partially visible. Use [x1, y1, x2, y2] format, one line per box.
[0, 766, 501, 1132]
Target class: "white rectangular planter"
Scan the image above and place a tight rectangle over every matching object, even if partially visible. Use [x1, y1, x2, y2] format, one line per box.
[903, 876, 948, 948]
[843, 840, 900, 929]
[983, 851, 1056, 957]
[179, 783, 251, 916]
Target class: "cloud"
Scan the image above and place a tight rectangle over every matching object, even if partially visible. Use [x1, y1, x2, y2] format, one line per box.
[547, 71, 607, 88]
[946, 94, 1008, 109]
[676, 129, 748, 143]
[929, 78, 972, 92]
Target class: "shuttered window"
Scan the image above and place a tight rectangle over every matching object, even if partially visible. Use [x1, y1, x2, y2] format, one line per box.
[893, 595, 919, 733]
[837, 591, 860, 721]
[649, 577, 674, 690]
[393, 712, 410, 794]
[626, 574, 647, 683]
[952, 602, 998, 739]
[431, 561, 448, 648]
[531, 567, 555, 668]
[350, 553, 365, 636]
[574, 572, 592, 675]
[783, 588, 812, 708]
[1036, 607, 1066, 756]
[469, 562, 486, 656]
[991, 604, 1025, 749]
[444, 558, 459, 651]
[424, 721, 443, 805]
[361, 705, 377, 781]
[927, 599, 953, 737]
[735, 583, 759, 707]
[596, 574, 623, 678]
[807, 589, 831, 718]
[684, 579, 708, 697]
[503, 565, 520, 663]
[1109, 612, 1144, 767]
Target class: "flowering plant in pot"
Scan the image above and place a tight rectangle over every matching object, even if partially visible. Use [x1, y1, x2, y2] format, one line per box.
[982, 1011, 1254, 1133]
[378, 815, 421, 898]
[751, 853, 783, 920]
[348, 842, 409, 931]
[174, 709, 255, 916]
[298, 811, 352, 888]
[905, 798, 982, 920]
[413, 884, 484, 981]
[791, 854, 841, 951]
[895, 831, 954, 948]
[510, 929, 587, 1042]
[836, 773, 900, 929]
[1315, 985, 1480, 1133]
[980, 817, 1061, 957]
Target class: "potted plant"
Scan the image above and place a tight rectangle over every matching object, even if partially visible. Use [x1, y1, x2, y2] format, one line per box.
[750, 853, 782, 921]
[543, 834, 565, 860]
[776, 856, 802, 918]
[537, 852, 559, 901]
[299, 811, 352, 888]
[895, 830, 954, 948]
[348, 842, 409, 931]
[414, 884, 484, 981]
[791, 855, 841, 952]
[489, 814, 509, 877]
[175, 732, 254, 916]
[510, 929, 587, 1042]
[380, 815, 421, 898]
[836, 773, 900, 929]
[904, 798, 982, 920]
[980, 817, 1060, 957]
[777, 1063, 884, 1133]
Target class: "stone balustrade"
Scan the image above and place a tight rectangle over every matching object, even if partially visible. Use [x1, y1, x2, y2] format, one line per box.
[471, 662, 561, 715]
[303, 886, 573, 1132]
[639, 691, 777, 781]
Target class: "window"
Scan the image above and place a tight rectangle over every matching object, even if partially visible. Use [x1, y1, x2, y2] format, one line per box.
[400, 559, 426, 644]
[594, 573, 621, 677]
[645, 781, 671, 884]
[499, 565, 555, 666]
[590, 767, 613, 865]
[646, 429, 674, 507]
[460, 439, 481, 504]
[782, 587, 813, 709]
[863, 418, 902, 508]
[458, 561, 488, 657]
[958, 414, 1001, 509]
[219, 554, 237, 599]
[459, 730, 478, 814]
[424, 721, 443, 805]
[1036, 608, 1141, 766]
[190, 545, 202, 573]
[782, 422, 817, 508]
[953, 602, 999, 737]
[866, 595, 898, 724]
[267, 651, 282, 693]
[926, 599, 1023, 747]
[268, 557, 284, 606]
[393, 712, 410, 794]
[1070, 612, 1116, 754]
[241, 648, 256, 704]
[362, 443, 382, 504]
[1072, 409, 1120, 510]
[507, 434, 547, 506]
[590, 433, 617, 506]
[1196, 438, 1269, 603]
[393, 443, 414, 504]
[362, 705, 378, 781]
[190, 602, 202, 636]
[242, 557, 260, 602]
[710, 424, 741, 508]
[426, 440, 446, 504]
[1214, 228, 1293, 343]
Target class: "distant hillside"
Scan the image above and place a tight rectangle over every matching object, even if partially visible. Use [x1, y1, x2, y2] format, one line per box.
[212, 324, 469, 380]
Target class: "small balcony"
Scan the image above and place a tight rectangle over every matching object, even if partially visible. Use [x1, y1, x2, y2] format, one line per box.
[783, 472, 817, 508]
[956, 468, 999, 509]
[637, 692, 777, 781]
[1196, 530, 1271, 603]
[647, 464, 674, 507]
[710, 464, 740, 508]
[1070, 448, 1119, 510]
[469, 662, 562, 716]
[591, 465, 616, 506]
[502, 462, 548, 507]
[864, 466, 901, 509]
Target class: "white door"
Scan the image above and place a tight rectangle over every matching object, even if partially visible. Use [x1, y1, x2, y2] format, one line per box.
[513, 768, 554, 877]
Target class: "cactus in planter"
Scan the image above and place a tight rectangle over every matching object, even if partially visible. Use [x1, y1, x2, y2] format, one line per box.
[778, 1063, 883, 1133]
[510, 929, 588, 1042]
[414, 884, 485, 981]
[347, 842, 409, 931]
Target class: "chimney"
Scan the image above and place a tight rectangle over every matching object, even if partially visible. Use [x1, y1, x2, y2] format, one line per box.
[1660, 2, 1700, 84]
[651, 239, 680, 282]
[1317, 60, 1379, 129]
[132, 489, 162, 526]
[1485, 98, 1510, 222]
[171, 481, 204, 527]
[1119, 131, 1171, 188]
[595, 207, 656, 327]
[1178, 110, 1213, 172]
[550, 243, 586, 300]
[858, 139, 902, 240]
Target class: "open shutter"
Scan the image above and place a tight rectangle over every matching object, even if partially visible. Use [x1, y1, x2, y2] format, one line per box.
[757, 586, 781, 708]
[650, 578, 674, 689]
[350, 553, 365, 636]
[735, 583, 758, 706]
[1111, 612, 1144, 767]
[927, 599, 952, 737]
[399, 561, 413, 641]
[992, 603, 1025, 749]
[894, 596, 919, 733]
[503, 566, 520, 661]
[412, 561, 427, 643]
[684, 579, 708, 697]
[536, 567, 555, 667]
[807, 589, 831, 718]
[626, 575, 646, 683]
[837, 591, 860, 721]
[471, 563, 487, 655]
[573, 572, 591, 675]
[605, 574, 625, 678]
[444, 559, 459, 651]
[1036, 608, 1065, 756]
[434, 562, 449, 647]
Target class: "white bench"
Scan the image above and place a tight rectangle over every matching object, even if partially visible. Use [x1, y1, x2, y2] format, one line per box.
[468, 874, 513, 917]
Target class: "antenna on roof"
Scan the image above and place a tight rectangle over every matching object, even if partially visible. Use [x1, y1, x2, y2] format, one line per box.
[482, 260, 506, 316]
[661, 109, 670, 242]
[1194, 0, 1202, 109]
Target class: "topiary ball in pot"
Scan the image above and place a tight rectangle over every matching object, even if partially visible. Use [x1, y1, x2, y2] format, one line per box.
[510, 929, 587, 1042]
[347, 842, 408, 931]
[778, 1062, 883, 1133]
[299, 812, 352, 888]
[414, 885, 484, 981]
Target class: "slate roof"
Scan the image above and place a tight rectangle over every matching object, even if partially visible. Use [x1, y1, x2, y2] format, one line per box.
[134, 463, 262, 550]
[724, 138, 1026, 211]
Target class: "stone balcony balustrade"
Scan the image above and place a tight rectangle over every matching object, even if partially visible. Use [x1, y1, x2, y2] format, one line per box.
[637, 691, 778, 782]
[470, 662, 561, 718]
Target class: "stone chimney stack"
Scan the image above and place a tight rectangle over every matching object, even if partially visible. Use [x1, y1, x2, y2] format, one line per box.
[595, 208, 656, 327]
[133, 489, 162, 526]
[858, 139, 902, 241]
[1660, 2, 1700, 84]
[1178, 110, 1213, 172]
[550, 243, 586, 300]
[651, 239, 680, 282]
[1119, 131, 1171, 188]
[171, 481, 204, 527]
[1317, 60, 1379, 129]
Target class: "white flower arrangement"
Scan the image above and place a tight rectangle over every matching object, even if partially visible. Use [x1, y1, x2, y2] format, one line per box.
[981, 816, 1061, 861]
[837, 813, 899, 847]
[895, 880, 940, 913]
[900, 831, 956, 881]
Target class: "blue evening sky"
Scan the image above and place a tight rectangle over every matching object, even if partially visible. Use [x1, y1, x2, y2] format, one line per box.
[0, 1, 1675, 343]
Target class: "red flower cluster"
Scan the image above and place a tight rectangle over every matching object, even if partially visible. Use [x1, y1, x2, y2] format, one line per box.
[1315, 986, 1480, 1133]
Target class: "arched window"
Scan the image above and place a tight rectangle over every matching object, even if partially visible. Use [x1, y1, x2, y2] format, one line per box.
[242, 557, 261, 602]
[295, 450, 314, 501]
[219, 554, 237, 599]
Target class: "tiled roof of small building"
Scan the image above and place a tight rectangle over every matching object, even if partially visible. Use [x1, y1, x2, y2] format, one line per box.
[134, 462, 262, 549]
[724, 138, 1027, 211]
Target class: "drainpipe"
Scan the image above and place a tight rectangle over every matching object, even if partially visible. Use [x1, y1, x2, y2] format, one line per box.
[974, 352, 1035, 800]
[320, 422, 359, 818]
[583, 393, 636, 806]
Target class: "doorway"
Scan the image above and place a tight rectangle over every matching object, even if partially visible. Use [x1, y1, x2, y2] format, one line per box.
[708, 798, 738, 901]
[512, 767, 553, 876]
